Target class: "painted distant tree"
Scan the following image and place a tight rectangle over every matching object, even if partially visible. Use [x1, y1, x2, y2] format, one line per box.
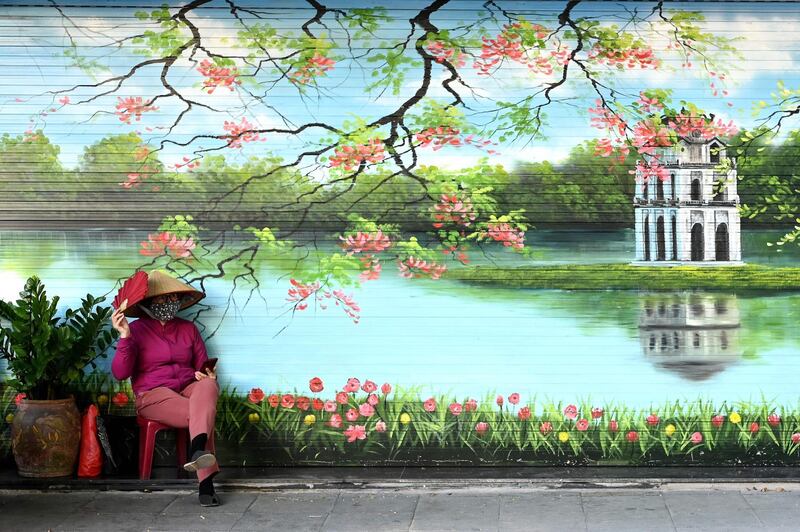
[37, 0, 742, 325]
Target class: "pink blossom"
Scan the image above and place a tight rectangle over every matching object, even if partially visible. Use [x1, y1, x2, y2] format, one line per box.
[344, 424, 367, 442]
[508, 393, 520, 405]
[361, 380, 377, 393]
[691, 432, 703, 444]
[381, 383, 392, 395]
[336, 391, 349, 405]
[367, 394, 379, 407]
[540, 421, 553, 435]
[323, 400, 337, 413]
[449, 403, 463, 416]
[496, 395, 504, 407]
[485, 223, 525, 249]
[281, 394, 295, 409]
[464, 399, 478, 412]
[423, 397, 437, 413]
[768, 413, 781, 427]
[139, 232, 196, 259]
[711, 415, 724, 428]
[646, 414, 660, 427]
[328, 413, 343, 428]
[344, 377, 361, 393]
[309, 377, 324, 393]
[345, 408, 359, 422]
[475, 421, 490, 436]
[626, 430, 639, 442]
[432, 194, 477, 228]
[576, 419, 589, 432]
[791, 433, 800, 444]
[375, 420, 387, 433]
[397, 256, 447, 280]
[563, 404, 578, 420]
[291, 52, 336, 85]
[197, 59, 241, 93]
[591, 408, 604, 419]
[115, 96, 158, 124]
[14, 393, 26, 405]
[329, 138, 385, 171]
[425, 40, 467, 68]
[247, 388, 265, 404]
[358, 403, 375, 418]
[609, 420, 619, 432]
[750, 422, 760, 434]
[223, 117, 264, 148]
[518, 407, 531, 421]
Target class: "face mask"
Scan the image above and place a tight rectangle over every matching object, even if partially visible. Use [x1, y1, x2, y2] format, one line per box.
[147, 299, 182, 321]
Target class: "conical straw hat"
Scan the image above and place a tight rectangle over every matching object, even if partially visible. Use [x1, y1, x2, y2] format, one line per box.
[124, 270, 205, 317]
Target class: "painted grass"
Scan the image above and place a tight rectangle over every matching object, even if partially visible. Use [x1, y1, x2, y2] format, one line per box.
[447, 263, 800, 291]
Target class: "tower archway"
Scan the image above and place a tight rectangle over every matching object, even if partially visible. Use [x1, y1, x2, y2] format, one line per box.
[715, 223, 730, 261]
[643, 215, 651, 261]
[691, 223, 704, 261]
[656, 216, 666, 260]
[691, 179, 702, 201]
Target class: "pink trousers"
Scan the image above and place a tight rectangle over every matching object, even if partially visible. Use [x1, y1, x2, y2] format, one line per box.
[135, 377, 220, 482]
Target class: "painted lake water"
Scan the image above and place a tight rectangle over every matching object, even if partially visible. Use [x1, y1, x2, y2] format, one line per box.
[1, 228, 799, 410]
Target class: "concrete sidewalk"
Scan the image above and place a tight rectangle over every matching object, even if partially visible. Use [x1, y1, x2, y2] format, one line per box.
[1, 483, 798, 532]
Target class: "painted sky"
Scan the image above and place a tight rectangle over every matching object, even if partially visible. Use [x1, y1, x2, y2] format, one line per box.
[0, 0, 798, 170]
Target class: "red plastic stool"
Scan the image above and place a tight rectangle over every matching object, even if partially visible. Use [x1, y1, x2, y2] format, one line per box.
[136, 416, 189, 480]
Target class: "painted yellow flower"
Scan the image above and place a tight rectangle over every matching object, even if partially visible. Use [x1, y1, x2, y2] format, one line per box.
[5, 413, 14, 423]
[558, 431, 569, 443]
[248, 412, 260, 423]
[665, 424, 676, 437]
[400, 413, 411, 425]
[97, 394, 109, 406]
[729, 412, 742, 424]
[303, 414, 316, 426]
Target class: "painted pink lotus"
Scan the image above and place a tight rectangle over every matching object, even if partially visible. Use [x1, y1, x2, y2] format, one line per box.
[792, 433, 800, 444]
[247, 388, 265, 404]
[281, 394, 295, 409]
[424, 397, 437, 413]
[496, 395, 504, 407]
[139, 231, 196, 259]
[336, 391, 349, 404]
[646, 414, 659, 427]
[464, 399, 478, 412]
[323, 400, 337, 413]
[475, 422, 490, 436]
[375, 420, 387, 433]
[508, 393, 520, 405]
[609, 420, 619, 432]
[750, 422, 760, 434]
[591, 407, 603, 419]
[576, 419, 589, 432]
[367, 394, 379, 407]
[381, 383, 392, 395]
[311, 398, 324, 411]
[691, 432, 703, 444]
[361, 380, 377, 393]
[563, 404, 578, 420]
[449, 403, 463, 416]
[309, 377, 324, 393]
[518, 407, 531, 421]
[344, 377, 361, 393]
[540, 422, 553, 435]
[346, 408, 359, 422]
[14, 393, 27, 405]
[295, 396, 311, 411]
[768, 413, 781, 427]
[358, 403, 375, 418]
[328, 413, 343, 428]
[711, 415, 724, 429]
[344, 424, 367, 443]
[626, 430, 639, 443]
[267, 394, 280, 408]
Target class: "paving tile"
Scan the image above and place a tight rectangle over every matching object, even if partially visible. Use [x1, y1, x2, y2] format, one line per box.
[742, 491, 800, 531]
[581, 492, 675, 532]
[500, 492, 586, 531]
[80, 491, 178, 514]
[322, 492, 418, 532]
[147, 511, 244, 532]
[54, 511, 157, 532]
[411, 493, 500, 532]
[232, 491, 338, 532]
[161, 491, 257, 515]
[663, 491, 763, 532]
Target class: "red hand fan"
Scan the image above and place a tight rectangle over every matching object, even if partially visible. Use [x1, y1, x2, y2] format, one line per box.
[113, 271, 149, 312]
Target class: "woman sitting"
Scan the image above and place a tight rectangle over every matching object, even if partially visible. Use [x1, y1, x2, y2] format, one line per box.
[110, 270, 221, 507]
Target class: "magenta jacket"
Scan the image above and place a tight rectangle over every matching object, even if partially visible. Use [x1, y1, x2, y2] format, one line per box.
[112, 316, 209, 395]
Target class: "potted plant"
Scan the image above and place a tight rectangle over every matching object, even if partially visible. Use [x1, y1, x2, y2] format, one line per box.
[0, 276, 117, 477]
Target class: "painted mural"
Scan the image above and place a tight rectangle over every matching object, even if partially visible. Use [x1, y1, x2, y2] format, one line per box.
[3, 0, 800, 466]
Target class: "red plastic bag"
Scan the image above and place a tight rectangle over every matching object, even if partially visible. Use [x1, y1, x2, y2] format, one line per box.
[78, 404, 102, 477]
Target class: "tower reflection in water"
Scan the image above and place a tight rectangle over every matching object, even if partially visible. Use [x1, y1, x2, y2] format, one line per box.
[639, 293, 742, 381]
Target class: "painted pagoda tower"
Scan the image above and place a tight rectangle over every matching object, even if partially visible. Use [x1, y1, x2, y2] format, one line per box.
[633, 127, 742, 264]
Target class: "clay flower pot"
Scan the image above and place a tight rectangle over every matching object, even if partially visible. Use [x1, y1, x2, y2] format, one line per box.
[11, 397, 81, 477]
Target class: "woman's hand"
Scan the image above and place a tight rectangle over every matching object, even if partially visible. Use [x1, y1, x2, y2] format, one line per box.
[195, 368, 217, 381]
[111, 308, 130, 338]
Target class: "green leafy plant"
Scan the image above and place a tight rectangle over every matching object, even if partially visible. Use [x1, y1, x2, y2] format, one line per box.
[0, 276, 118, 400]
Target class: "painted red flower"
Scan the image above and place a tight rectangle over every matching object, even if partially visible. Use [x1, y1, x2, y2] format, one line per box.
[328, 413, 343, 428]
[375, 420, 387, 433]
[295, 396, 310, 411]
[309, 377, 324, 393]
[361, 380, 377, 393]
[464, 399, 478, 412]
[358, 403, 375, 418]
[367, 394, 379, 406]
[323, 400, 337, 413]
[626, 430, 639, 442]
[749, 422, 760, 434]
[576, 419, 589, 432]
[346, 408, 359, 422]
[691, 432, 703, 444]
[312, 398, 324, 411]
[518, 407, 531, 421]
[248, 388, 265, 404]
[508, 393, 520, 405]
[591, 407, 603, 419]
[268, 394, 280, 408]
[336, 391, 349, 405]
[540, 421, 553, 435]
[281, 394, 295, 409]
[792, 433, 800, 444]
[344, 424, 367, 443]
[496, 395, 504, 407]
[424, 397, 437, 413]
[381, 383, 392, 395]
[112, 392, 129, 407]
[475, 422, 490, 436]
[609, 420, 619, 432]
[14, 393, 26, 405]
[449, 403, 463, 416]
[563, 404, 578, 420]
[768, 413, 781, 427]
[646, 414, 659, 427]
[711, 415, 724, 429]
[344, 377, 361, 393]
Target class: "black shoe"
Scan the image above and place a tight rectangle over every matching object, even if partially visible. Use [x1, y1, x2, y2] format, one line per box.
[183, 449, 217, 472]
[199, 492, 221, 507]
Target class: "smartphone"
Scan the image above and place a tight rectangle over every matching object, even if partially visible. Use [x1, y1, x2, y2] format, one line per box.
[200, 358, 218, 374]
